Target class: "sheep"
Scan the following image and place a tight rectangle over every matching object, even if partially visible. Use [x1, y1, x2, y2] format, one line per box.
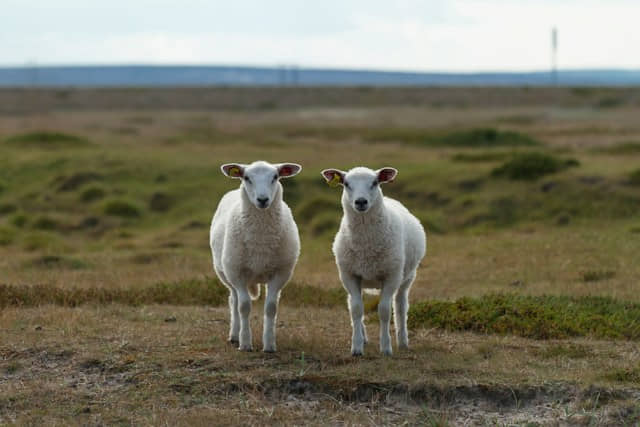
[210, 161, 302, 352]
[321, 166, 426, 356]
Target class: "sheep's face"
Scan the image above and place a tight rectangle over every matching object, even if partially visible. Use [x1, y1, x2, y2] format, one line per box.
[322, 167, 397, 214]
[222, 161, 301, 209]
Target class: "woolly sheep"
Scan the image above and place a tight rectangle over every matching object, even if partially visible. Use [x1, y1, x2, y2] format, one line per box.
[210, 161, 302, 352]
[321, 166, 426, 356]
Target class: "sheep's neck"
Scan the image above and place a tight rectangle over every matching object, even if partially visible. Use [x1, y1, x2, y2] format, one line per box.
[344, 198, 388, 230]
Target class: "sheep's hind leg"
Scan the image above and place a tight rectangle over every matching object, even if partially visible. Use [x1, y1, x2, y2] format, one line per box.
[263, 271, 290, 353]
[394, 271, 416, 350]
[228, 287, 240, 345]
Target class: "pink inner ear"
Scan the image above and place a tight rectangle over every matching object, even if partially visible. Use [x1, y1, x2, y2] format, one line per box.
[378, 169, 396, 182]
[279, 165, 294, 177]
[323, 170, 339, 181]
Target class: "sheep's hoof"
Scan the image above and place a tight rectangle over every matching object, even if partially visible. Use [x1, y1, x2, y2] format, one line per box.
[381, 349, 393, 357]
[398, 343, 409, 350]
[263, 348, 276, 353]
[351, 350, 363, 357]
[238, 345, 253, 352]
[228, 338, 239, 345]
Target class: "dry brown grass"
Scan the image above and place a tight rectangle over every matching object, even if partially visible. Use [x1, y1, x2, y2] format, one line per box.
[2, 88, 640, 424]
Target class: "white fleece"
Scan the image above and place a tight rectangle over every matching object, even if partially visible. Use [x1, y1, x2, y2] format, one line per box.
[210, 161, 301, 352]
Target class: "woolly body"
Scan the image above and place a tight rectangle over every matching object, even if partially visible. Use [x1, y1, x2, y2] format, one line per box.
[325, 166, 426, 356]
[210, 161, 301, 352]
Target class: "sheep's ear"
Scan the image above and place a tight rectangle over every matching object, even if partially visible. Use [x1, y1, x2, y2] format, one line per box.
[321, 169, 345, 188]
[221, 163, 245, 179]
[376, 167, 397, 184]
[277, 163, 302, 178]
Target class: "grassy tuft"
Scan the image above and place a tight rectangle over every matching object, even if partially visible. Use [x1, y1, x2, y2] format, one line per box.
[80, 186, 106, 202]
[491, 152, 579, 180]
[4, 131, 90, 148]
[408, 294, 640, 340]
[0, 226, 15, 246]
[103, 200, 142, 218]
[598, 142, 640, 155]
[451, 152, 512, 163]
[582, 270, 616, 282]
[0, 202, 17, 215]
[32, 216, 60, 231]
[0, 279, 347, 310]
[604, 366, 640, 383]
[368, 127, 539, 148]
[56, 172, 102, 192]
[149, 192, 173, 212]
[436, 128, 539, 147]
[630, 169, 640, 186]
[10, 213, 28, 228]
[24, 255, 89, 270]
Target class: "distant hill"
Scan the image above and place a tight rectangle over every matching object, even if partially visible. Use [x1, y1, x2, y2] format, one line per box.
[1, 65, 640, 87]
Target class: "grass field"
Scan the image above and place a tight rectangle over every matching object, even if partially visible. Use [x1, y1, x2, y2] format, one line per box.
[1, 87, 640, 425]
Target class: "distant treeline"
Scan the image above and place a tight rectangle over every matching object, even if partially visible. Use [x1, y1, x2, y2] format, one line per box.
[1, 65, 640, 87]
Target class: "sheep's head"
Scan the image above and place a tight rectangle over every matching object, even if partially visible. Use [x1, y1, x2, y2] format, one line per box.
[222, 161, 301, 209]
[322, 166, 397, 213]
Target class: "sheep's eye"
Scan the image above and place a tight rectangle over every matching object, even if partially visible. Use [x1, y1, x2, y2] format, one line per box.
[371, 180, 378, 188]
[344, 181, 350, 189]
[244, 177, 251, 184]
[272, 174, 278, 182]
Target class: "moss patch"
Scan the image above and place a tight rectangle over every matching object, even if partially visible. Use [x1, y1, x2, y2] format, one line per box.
[491, 153, 579, 180]
[408, 294, 640, 340]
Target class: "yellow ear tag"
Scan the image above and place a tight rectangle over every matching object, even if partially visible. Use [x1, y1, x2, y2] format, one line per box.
[328, 173, 342, 188]
[229, 167, 241, 177]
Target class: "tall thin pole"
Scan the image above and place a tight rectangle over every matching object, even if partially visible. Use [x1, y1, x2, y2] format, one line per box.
[551, 27, 558, 86]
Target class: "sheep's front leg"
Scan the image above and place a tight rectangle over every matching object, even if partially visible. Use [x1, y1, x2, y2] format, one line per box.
[263, 271, 290, 353]
[228, 287, 240, 344]
[236, 286, 253, 351]
[341, 273, 365, 356]
[379, 276, 402, 356]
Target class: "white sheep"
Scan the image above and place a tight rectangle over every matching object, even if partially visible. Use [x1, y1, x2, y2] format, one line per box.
[210, 161, 302, 352]
[321, 166, 426, 356]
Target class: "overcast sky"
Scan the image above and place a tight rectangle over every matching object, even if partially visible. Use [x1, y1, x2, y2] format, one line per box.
[2, 0, 638, 71]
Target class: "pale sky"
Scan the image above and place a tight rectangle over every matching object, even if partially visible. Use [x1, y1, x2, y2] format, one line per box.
[2, 0, 639, 72]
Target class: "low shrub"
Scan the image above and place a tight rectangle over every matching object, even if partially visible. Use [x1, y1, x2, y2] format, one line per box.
[491, 152, 579, 180]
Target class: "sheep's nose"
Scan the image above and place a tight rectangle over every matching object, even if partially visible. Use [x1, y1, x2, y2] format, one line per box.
[355, 198, 368, 211]
[257, 197, 269, 208]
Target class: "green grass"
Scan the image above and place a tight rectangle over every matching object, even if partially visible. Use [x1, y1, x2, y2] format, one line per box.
[4, 131, 90, 148]
[451, 151, 512, 163]
[491, 153, 579, 180]
[604, 366, 640, 383]
[630, 169, 640, 186]
[80, 186, 106, 202]
[582, 270, 616, 282]
[537, 343, 592, 359]
[103, 200, 142, 218]
[597, 142, 640, 155]
[408, 294, 640, 340]
[0, 279, 347, 309]
[368, 127, 539, 148]
[24, 255, 89, 270]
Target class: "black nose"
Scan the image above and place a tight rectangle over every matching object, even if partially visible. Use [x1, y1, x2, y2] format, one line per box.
[355, 198, 368, 211]
[257, 197, 269, 207]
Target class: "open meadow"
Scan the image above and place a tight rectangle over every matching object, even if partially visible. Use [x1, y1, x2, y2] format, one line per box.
[1, 87, 640, 425]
